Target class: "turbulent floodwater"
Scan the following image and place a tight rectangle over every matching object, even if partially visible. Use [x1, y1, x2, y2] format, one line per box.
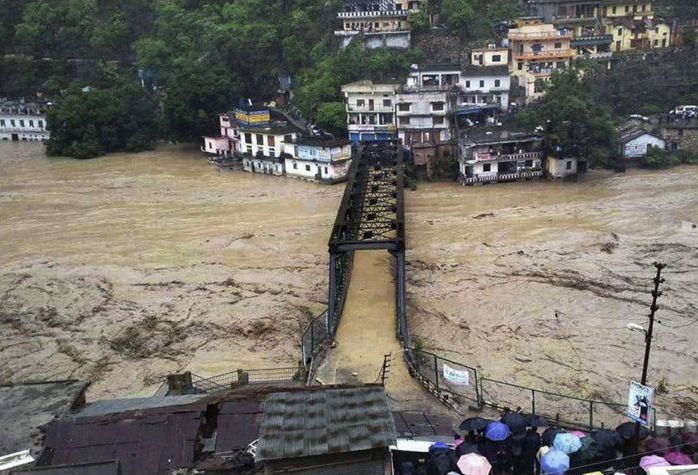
[1, 143, 696, 417]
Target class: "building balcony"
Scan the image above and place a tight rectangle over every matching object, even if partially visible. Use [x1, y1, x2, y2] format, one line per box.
[461, 170, 543, 184]
[576, 51, 613, 60]
[513, 49, 575, 60]
[348, 123, 397, 132]
[571, 34, 614, 46]
[338, 10, 408, 19]
[466, 151, 543, 163]
[508, 30, 572, 40]
[347, 105, 395, 113]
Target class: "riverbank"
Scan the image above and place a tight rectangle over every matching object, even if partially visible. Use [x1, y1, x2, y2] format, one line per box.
[1, 143, 696, 418]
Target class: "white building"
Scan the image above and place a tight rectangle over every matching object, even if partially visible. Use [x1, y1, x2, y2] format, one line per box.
[283, 136, 353, 184]
[0, 101, 50, 141]
[458, 129, 544, 185]
[458, 65, 510, 112]
[470, 46, 510, 67]
[335, 0, 416, 49]
[406, 64, 462, 88]
[342, 80, 401, 143]
[619, 129, 666, 159]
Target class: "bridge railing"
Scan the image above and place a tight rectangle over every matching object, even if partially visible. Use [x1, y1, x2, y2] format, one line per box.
[301, 310, 329, 368]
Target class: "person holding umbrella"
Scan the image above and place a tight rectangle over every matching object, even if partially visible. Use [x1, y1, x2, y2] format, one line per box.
[483, 422, 511, 474]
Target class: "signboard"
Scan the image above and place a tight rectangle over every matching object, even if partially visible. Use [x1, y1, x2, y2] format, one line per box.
[443, 364, 469, 386]
[627, 380, 654, 426]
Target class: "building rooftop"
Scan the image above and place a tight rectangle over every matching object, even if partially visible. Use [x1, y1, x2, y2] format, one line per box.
[412, 63, 461, 72]
[74, 395, 208, 418]
[255, 386, 396, 462]
[10, 460, 121, 475]
[237, 121, 299, 136]
[618, 127, 660, 143]
[0, 381, 88, 458]
[461, 65, 510, 76]
[342, 79, 403, 93]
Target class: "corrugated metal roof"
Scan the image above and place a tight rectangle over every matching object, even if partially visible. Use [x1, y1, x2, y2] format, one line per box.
[215, 400, 263, 452]
[255, 386, 396, 462]
[10, 460, 120, 475]
[74, 395, 207, 418]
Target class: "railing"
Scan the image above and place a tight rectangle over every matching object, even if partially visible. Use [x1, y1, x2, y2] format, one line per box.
[571, 34, 614, 46]
[338, 10, 408, 18]
[508, 30, 572, 40]
[406, 348, 657, 431]
[301, 310, 329, 368]
[461, 170, 542, 184]
[513, 49, 575, 60]
[472, 151, 543, 162]
[347, 105, 395, 113]
[189, 367, 304, 394]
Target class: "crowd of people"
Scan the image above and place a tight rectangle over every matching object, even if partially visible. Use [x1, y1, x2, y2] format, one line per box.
[397, 410, 698, 475]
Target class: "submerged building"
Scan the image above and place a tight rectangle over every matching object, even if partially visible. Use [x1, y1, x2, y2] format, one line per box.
[0, 100, 51, 141]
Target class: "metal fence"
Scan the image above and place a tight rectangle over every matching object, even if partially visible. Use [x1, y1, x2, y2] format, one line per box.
[406, 349, 656, 431]
[301, 310, 329, 368]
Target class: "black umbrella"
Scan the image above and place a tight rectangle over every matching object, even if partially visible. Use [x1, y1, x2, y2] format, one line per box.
[542, 427, 567, 446]
[616, 422, 649, 440]
[501, 412, 527, 434]
[455, 441, 480, 457]
[525, 414, 547, 428]
[459, 417, 491, 432]
[590, 429, 623, 453]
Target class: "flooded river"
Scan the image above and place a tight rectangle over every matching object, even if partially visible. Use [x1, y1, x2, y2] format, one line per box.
[1, 143, 696, 417]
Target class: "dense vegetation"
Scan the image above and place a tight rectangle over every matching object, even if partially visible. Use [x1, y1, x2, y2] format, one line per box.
[1, 0, 696, 159]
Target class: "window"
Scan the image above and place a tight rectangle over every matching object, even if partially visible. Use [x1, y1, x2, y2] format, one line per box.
[268, 135, 275, 146]
[256, 134, 264, 145]
[479, 80, 485, 88]
[483, 163, 491, 172]
[525, 160, 533, 167]
[293, 162, 298, 169]
[554, 42, 562, 49]
[324, 167, 328, 174]
[465, 80, 471, 88]
[433, 116, 444, 125]
[208, 142, 213, 149]
[0, 119, 4, 126]
[492, 54, 502, 62]
[494, 79, 501, 87]
[612, 6, 617, 14]
[20, 120, 25, 127]
[383, 99, 392, 107]
[642, 4, 646, 11]
[625, 6, 629, 13]
[431, 102, 444, 111]
[29, 120, 34, 127]
[618, 28, 622, 36]
[356, 99, 365, 107]
[11, 119, 15, 126]
[305, 164, 311, 171]
[398, 103, 410, 112]
[399, 116, 410, 125]
[517, 62, 523, 71]
[244, 132, 252, 143]
[566, 160, 572, 170]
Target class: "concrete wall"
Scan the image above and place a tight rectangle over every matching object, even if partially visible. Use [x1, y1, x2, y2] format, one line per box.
[663, 125, 698, 154]
[622, 134, 666, 158]
[242, 157, 284, 176]
[547, 157, 577, 178]
[284, 158, 351, 183]
[471, 49, 509, 66]
[0, 113, 49, 141]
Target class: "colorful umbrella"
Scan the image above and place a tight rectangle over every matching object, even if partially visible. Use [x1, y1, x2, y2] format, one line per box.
[484, 421, 511, 441]
[542, 427, 567, 446]
[457, 453, 492, 475]
[541, 448, 570, 474]
[553, 433, 582, 454]
[569, 430, 586, 438]
[428, 441, 449, 453]
[501, 412, 527, 434]
[460, 417, 491, 432]
[640, 455, 671, 472]
[644, 437, 670, 455]
[664, 451, 693, 465]
[576, 436, 599, 462]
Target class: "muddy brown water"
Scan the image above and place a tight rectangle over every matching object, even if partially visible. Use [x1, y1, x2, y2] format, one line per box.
[1, 142, 696, 419]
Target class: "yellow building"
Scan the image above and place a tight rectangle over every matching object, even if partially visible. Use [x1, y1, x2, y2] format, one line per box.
[603, 1, 653, 20]
[609, 19, 670, 52]
[508, 23, 575, 102]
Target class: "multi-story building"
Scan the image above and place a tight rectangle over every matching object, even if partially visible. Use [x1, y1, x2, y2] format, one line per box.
[508, 23, 575, 103]
[459, 65, 510, 112]
[0, 100, 50, 141]
[610, 19, 670, 52]
[282, 136, 353, 184]
[342, 80, 400, 143]
[334, 0, 424, 49]
[458, 129, 545, 185]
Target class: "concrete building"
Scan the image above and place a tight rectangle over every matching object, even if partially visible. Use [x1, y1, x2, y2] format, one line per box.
[334, 0, 423, 49]
[283, 136, 353, 183]
[458, 129, 544, 185]
[459, 65, 510, 112]
[508, 23, 575, 103]
[618, 128, 665, 159]
[0, 100, 50, 141]
[546, 155, 580, 178]
[470, 46, 510, 67]
[342, 80, 401, 143]
[661, 116, 698, 154]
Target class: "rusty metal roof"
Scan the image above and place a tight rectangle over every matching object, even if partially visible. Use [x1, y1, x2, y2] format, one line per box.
[10, 460, 120, 475]
[255, 386, 396, 462]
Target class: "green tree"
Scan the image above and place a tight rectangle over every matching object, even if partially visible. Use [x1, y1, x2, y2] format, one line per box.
[440, 0, 475, 40]
[46, 78, 159, 159]
[517, 67, 615, 167]
[315, 102, 347, 135]
[163, 63, 239, 143]
[642, 147, 679, 169]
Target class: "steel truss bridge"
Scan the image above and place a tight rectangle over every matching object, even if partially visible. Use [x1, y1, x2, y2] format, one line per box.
[327, 141, 409, 346]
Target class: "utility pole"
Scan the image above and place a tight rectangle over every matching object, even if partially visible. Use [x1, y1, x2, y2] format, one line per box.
[633, 262, 666, 452]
